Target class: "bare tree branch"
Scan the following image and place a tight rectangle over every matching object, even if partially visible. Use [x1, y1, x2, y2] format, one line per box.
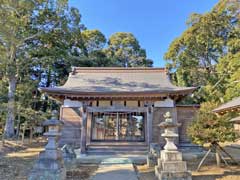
[16, 31, 42, 48]
[16, 22, 60, 48]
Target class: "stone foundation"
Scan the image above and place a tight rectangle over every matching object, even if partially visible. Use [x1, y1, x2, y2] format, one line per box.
[155, 150, 192, 180]
[28, 149, 66, 180]
[155, 170, 192, 180]
[29, 169, 66, 180]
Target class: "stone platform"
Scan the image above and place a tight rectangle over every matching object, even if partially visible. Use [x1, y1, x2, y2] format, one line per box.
[75, 151, 147, 164]
[155, 150, 192, 180]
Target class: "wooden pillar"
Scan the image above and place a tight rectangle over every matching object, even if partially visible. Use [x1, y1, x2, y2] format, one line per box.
[172, 103, 179, 145]
[80, 102, 87, 154]
[147, 102, 154, 145]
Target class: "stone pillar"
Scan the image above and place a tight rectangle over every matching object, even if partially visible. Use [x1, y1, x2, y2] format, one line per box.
[80, 103, 87, 154]
[155, 112, 192, 180]
[28, 111, 66, 180]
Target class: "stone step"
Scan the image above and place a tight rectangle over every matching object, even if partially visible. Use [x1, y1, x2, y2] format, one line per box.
[87, 150, 148, 155]
[87, 144, 148, 155]
[88, 145, 148, 150]
[89, 142, 147, 146]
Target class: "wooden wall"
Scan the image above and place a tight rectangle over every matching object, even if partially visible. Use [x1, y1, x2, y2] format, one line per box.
[152, 105, 199, 146]
[59, 107, 82, 147]
[177, 105, 199, 143]
[59, 104, 199, 148]
[152, 107, 178, 146]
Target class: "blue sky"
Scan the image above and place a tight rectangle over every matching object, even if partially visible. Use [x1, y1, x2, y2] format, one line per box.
[69, 0, 219, 67]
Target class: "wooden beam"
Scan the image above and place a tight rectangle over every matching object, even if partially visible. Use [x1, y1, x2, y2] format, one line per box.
[87, 106, 147, 113]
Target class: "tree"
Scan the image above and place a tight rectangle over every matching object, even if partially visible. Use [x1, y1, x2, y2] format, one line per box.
[106, 32, 153, 67]
[187, 102, 237, 146]
[214, 21, 240, 101]
[165, 0, 240, 169]
[82, 29, 106, 53]
[165, 11, 229, 85]
[74, 29, 115, 67]
[214, 52, 240, 102]
[187, 102, 238, 169]
[0, 1, 155, 139]
[33, 6, 86, 87]
[164, 0, 240, 103]
[0, 0, 70, 138]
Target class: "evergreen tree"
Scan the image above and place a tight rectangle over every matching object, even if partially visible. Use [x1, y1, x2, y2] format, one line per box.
[164, 0, 240, 103]
[187, 102, 237, 145]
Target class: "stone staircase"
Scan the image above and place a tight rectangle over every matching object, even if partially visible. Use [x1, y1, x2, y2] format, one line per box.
[86, 142, 148, 155]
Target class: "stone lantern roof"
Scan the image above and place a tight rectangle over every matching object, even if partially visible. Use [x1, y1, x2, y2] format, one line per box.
[42, 118, 63, 126]
[42, 110, 63, 126]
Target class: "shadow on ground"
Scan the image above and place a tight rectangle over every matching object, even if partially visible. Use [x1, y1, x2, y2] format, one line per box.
[0, 139, 45, 180]
[192, 171, 240, 180]
[66, 164, 98, 180]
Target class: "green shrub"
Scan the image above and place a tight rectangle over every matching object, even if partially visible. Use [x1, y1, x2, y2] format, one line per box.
[187, 102, 237, 145]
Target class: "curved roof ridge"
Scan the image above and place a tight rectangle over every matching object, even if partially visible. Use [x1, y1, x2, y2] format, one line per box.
[71, 67, 167, 74]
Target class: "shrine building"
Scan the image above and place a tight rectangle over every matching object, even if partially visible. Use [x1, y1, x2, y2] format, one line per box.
[40, 67, 198, 154]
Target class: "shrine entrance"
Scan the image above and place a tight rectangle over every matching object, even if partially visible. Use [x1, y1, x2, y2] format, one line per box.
[91, 112, 145, 142]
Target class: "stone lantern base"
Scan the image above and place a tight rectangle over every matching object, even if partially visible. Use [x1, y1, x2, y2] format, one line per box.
[28, 149, 66, 180]
[155, 150, 192, 180]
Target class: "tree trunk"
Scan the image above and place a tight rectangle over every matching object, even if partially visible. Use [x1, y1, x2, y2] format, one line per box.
[29, 126, 33, 144]
[16, 113, 21, 143]
[4, 76, 17, 138]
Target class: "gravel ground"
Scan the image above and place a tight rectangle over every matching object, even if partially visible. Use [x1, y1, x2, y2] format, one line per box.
[135, 155, 240, 180]
[1, 139, 240, 180]
[66, 164, 98, 180]
[0, 139, 98, 180]
[0, 139, 45, 180]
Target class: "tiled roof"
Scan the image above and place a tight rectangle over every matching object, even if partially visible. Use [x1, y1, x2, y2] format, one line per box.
[213, 97, 240, 113]
[40, 67, 196, 97]
[230, 116, 240, 122]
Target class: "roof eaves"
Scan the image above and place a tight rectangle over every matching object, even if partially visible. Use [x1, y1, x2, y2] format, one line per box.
[212, 97, 240, 113]
[39, 86, 196, 96]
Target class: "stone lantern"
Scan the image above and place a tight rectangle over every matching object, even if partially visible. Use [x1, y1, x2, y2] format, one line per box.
[28, 110, 66, 180]
[155, 112, 192, 180]
[43, 111, 62, 150]
[160, 112, 180, 151]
